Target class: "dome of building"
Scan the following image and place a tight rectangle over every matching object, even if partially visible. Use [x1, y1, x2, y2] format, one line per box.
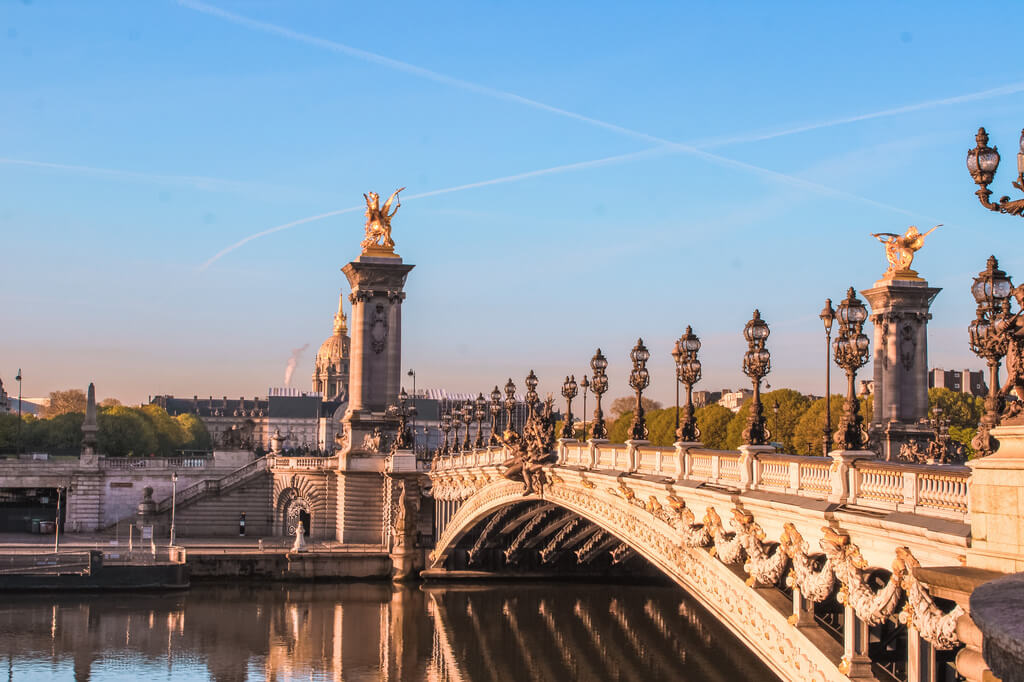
[312, 293, 351, 401]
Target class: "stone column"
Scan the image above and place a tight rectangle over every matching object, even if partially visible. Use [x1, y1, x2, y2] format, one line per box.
[967, 424, 1024, 573]
[861, 273, 941, 461]
[841, 606, 874, 679]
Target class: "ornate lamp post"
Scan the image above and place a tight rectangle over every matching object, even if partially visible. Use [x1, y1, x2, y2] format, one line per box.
[451, 412, 462, 453]
[440, 413, 452, 455]
[504, 379, 517, 434]
[590, 349, 609, 439]
[832, 288, 871, 451]
[561, 375, 578, 439]
[741, 310, 772, 446]
[627, 339, 651, 441]
[819, 298, 836, 455]
[968, 255, 1015, 455]
[967, 127, 1024, 216]
[579, 375, 590, 441]
[474, 393, 486, 448]
[525, 370, 539, 420]
[674, 326, 702, 442]
[393, 387, 413, 449]
[461, 403, 473, 451]
[489, 386, 502, 445]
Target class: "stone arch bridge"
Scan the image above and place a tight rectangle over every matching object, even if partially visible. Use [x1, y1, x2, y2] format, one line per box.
[428, 438, 1008, 682]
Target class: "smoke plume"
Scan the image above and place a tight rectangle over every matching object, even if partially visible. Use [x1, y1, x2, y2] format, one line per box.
[284, 344, 309, 387]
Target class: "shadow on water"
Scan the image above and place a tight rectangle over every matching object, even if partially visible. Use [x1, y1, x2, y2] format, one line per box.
[0, 581, 779, 681]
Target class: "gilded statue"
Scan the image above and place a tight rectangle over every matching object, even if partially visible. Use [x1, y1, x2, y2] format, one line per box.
[361, 187, 405, 253]
[870, 225, 940, 274]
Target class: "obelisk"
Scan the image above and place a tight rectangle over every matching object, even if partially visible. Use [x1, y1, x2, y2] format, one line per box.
[335, 188, 414, 544]
[861, 227, 941, 461]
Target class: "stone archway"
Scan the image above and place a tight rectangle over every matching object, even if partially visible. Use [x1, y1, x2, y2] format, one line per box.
[276, 488, 312, 537]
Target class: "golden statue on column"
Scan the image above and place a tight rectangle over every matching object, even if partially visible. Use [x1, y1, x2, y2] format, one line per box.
[361, 187, 405, 257]
[870, 225, 940, 279]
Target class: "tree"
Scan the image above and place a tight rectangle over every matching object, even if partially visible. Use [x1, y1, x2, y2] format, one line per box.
[695, 404, 732, 449]
[97, 406, 158, 458]
[608, 396, 663, 419]
[42, 389, 86, 418]
[176, 413, 213, 451]
[928, 388, 983, 430]
[138, 404, 189, 457]
[99, 398, 122, 408]
[792, 395, 874, 455]
[724, 389, 812, 452]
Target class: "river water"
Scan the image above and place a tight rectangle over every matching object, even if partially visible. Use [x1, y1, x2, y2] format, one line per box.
[0, 581, 778, 681]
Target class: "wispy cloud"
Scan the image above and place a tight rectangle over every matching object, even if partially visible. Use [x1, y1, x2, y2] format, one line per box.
[695, 81, 1024, 148]
[199, 147, 674, 270]
[0, 156, 293, 195]
[174, 0, 924, 206]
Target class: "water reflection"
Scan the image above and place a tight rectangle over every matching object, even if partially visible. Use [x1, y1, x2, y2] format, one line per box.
[0, 582, 777, 681]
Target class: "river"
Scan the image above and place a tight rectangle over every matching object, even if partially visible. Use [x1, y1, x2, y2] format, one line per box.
[0, 581, 779, 681]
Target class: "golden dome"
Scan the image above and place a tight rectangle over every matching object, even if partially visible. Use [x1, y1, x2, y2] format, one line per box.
[315, 293, 350, 369]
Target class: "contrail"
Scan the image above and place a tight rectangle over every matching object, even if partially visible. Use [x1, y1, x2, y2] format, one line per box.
[0, 156, 284, 194]
[696, 81, 1024, 148]
[173, 0, 922, 201]
[198, 147, 673, 270]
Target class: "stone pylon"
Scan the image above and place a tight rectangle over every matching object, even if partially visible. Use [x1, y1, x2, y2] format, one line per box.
[333, 230, 415, 544]
[861, 271, 941, 461]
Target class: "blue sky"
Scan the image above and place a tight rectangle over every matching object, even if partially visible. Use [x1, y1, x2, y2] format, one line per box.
[2, 0, 1023, 406]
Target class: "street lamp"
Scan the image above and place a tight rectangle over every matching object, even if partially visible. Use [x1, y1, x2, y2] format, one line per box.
[504, 378, 517, 434]
[967, 127, 1024, 217]
[674, 326, 702, 443]
[394, 387, 413, 449]
[170, 471, 178, 546]
[590, 349, 609, 440]
[819, 298, 836, 455]
[451, 412, 462, 453]
[579, 375, 590, 441]
[968, 255, 1016, 455]
[525, 370, 539, 419]
[561, 375, 578, 439]
[440, 413, 452, 455]
[489, 386, 502, 445]
[832, 288, 871, 451]
[407, 369, 417, 439]
[461, 403, 473, 451]
[15, 369, 21, 455]
[474, 393, 487, 448]
[741, 310, 772, 446]
[628, 338, 651, 441]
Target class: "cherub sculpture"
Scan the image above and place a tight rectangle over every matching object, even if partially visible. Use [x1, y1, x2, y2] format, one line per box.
[361, 188, 405, 252]
[870, 225, 941, 273]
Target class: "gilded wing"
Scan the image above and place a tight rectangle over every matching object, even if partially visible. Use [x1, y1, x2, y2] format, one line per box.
[381, 187, 406, 217]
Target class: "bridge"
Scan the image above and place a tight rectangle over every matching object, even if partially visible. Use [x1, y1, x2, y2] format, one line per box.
[427, 435, 1015, 682]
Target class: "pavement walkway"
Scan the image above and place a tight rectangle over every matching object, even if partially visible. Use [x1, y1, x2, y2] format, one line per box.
[0, 532, 387, 554]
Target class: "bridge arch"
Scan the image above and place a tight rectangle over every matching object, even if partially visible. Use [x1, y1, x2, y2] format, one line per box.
[431, 477, 842, 682]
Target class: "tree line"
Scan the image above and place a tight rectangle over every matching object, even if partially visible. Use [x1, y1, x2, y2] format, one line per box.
[0, 389, 211, 457]
[564, 387, 982, 457]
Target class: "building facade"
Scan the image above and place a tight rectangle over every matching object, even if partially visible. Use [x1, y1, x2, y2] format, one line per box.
[929, 368, 987, 397]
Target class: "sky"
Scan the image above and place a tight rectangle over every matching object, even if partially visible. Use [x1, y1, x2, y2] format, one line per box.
[2, 1, 1024, 407]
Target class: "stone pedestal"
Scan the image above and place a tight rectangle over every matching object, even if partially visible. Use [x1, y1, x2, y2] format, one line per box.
[334, 252, 414, 545]
[967, 424, 1024, 573]
[861, 274, 941, 461]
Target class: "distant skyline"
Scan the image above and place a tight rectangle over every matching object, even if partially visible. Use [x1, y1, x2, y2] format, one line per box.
[2, 1, 1023, 407]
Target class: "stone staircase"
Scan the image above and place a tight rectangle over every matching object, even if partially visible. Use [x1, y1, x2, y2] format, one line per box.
[105, 457, 273, 537]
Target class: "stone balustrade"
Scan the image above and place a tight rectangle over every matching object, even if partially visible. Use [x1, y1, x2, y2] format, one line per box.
[100, 456, 210, 470]
[431, 440, 971, 522]
[269, 455, 336, 470]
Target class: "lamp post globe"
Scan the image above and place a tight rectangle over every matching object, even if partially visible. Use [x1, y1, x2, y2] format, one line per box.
[675, 326, 702, 443]
[741, 310, 772, 446]
[628, 338, 651, 441]
[589, 349, 609, 440]
[832, 288, 871, 451]
[503, 379, 517, 435]
[968, 255, 1016, 454]
[561, 375, 578, 439]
